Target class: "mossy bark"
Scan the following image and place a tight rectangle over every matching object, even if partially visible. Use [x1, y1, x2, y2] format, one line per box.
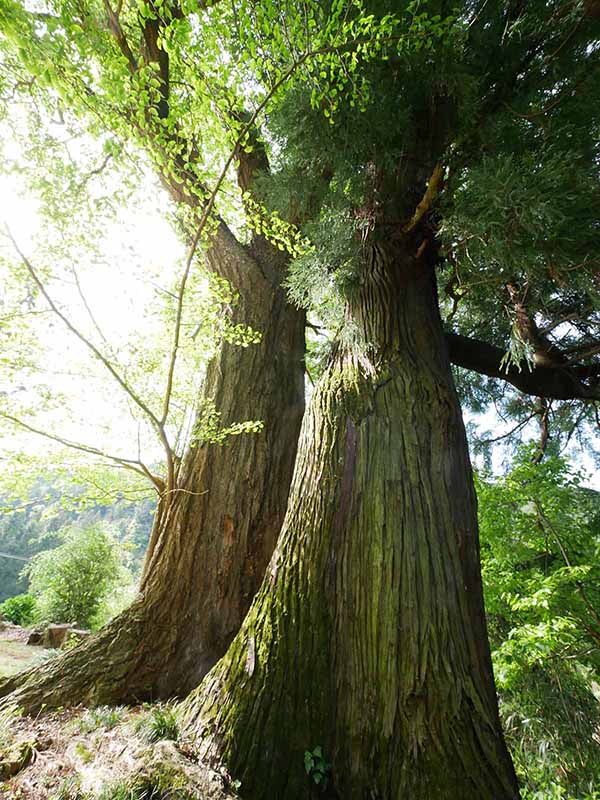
[0, 225, 305, 713]
[181, 241, 519, 799]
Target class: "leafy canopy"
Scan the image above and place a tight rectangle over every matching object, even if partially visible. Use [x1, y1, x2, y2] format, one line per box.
[478, 448, 600, 797]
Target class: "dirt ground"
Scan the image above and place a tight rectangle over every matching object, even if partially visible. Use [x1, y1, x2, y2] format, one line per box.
[0, 702, 238, 799]
[0, 631, 237, 800]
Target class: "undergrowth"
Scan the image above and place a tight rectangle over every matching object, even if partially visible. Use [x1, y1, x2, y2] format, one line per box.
[134, 703, 180, 743]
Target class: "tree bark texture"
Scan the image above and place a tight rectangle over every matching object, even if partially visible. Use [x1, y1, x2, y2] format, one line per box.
[0, 225, 305, 712]
[181, 240, 520, 800]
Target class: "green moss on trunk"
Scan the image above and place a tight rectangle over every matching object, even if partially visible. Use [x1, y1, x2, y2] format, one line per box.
[181, 241, 519, 800]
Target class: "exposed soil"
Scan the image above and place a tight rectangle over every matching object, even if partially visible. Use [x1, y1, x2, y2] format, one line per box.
[0, 627, 238, 799]
[1, 700, 237, 799]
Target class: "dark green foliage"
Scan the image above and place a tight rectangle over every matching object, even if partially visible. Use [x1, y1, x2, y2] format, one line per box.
[304, 745, 332, 789]
[500, 665, 600, 799]
[257, 1, 600, 464]
[0, 593, 36, 625]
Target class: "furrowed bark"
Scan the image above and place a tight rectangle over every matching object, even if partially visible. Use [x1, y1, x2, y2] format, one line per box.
[181, 240, 519, 799]
[0, 226, 305, 712]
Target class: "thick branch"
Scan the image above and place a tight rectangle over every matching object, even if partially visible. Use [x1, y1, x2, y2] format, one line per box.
[446, 332, 600, 400]
[103, 0, 137, 72]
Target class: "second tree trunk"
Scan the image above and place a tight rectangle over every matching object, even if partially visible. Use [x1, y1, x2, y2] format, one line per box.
[0, 229, 305, 711]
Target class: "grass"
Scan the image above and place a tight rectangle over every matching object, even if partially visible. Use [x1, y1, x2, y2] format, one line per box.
[134, 703, 180, 744]
[97, 776, 195, 800]
[0, 638, 47, 677]
[73, 706, 126, 734]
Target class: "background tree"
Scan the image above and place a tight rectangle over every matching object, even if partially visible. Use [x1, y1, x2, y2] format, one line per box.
[0, 471, 156, 604]
[25, 522, 132, 629]
[477, 448, 600, 797]
[0, 0, 307, 704]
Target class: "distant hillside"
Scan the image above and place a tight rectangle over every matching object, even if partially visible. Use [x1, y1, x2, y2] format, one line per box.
[0, 482, 155, 603]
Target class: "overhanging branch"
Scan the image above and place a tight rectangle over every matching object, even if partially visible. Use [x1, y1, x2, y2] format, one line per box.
[446, 332, 600, 400]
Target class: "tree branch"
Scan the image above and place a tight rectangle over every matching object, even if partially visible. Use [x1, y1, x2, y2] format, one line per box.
[3, 225, 164, 430]
[3, 224, 176, 491]
[446, 332, 600, 400]
[103, 0, 137, 73]
[0, 411, 164, 492]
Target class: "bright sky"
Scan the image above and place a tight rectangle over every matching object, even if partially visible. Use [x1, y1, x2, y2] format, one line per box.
[0, 164, 188, 473]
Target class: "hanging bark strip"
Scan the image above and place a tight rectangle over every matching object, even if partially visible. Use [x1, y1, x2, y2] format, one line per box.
[180, 238, 519, 799]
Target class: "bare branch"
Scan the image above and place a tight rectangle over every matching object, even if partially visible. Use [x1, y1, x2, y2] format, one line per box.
[0, 410, 164, 492]
[69, 264, 109, 345]
[3, 224, 163, 430]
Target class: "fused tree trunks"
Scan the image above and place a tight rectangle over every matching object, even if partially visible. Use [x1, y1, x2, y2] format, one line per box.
[181, 241, 519, 799]
[0, 227, 305, 712]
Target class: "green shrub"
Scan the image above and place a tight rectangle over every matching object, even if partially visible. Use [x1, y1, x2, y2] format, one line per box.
[23, 522, 132, 630]
[478, 449, 600, 798]
[0, 593, 37, 625]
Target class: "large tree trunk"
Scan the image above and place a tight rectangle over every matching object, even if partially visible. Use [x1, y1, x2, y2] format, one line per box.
[181, 240, 519, 799]
[0, 225, 305, 712]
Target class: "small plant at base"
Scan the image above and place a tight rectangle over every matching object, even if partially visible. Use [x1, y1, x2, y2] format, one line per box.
[48, 776, 89, 800]
[97, 775, 194, 800]
[74, 705, 125, 734]
[74, 741, 94, 764]
[304, 745, 332, 789]
[134, 703, 179, 743]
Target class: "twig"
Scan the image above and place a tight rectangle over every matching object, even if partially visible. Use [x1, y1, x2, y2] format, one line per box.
[2, 224, 167, 438]
[0, 410, 164, 492]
